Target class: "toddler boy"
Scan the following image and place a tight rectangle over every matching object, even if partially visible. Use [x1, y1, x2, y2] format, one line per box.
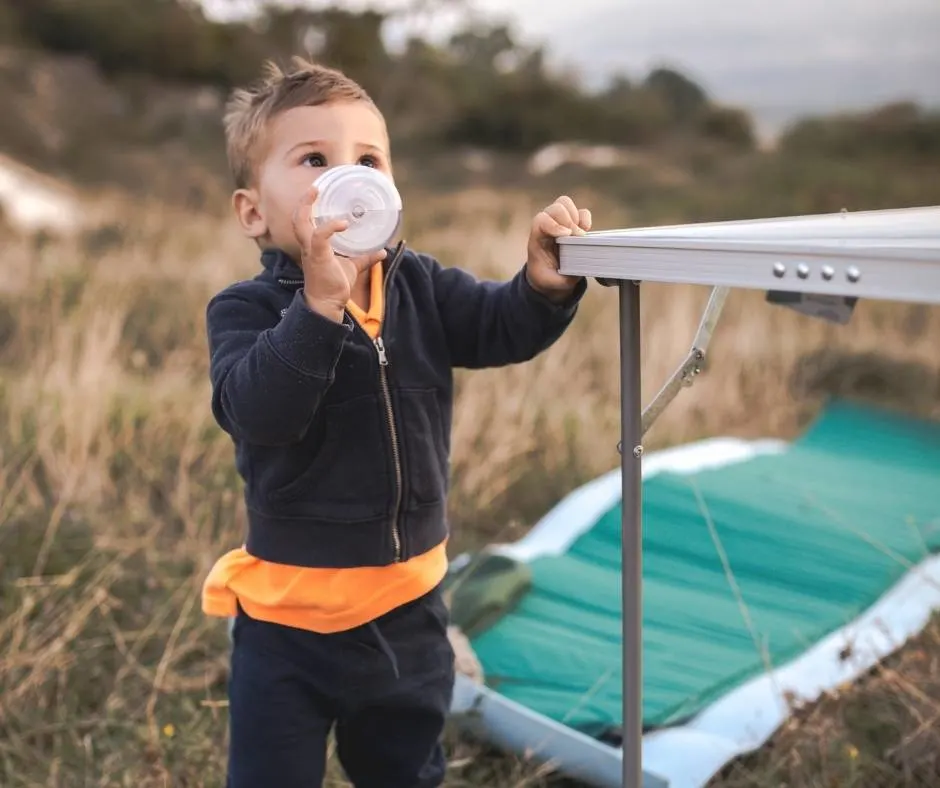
[202, 56, 591, 788]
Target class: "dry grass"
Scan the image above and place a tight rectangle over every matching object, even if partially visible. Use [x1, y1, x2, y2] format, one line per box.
[0, 183, 939, 787]
[711, 615, 940, 788]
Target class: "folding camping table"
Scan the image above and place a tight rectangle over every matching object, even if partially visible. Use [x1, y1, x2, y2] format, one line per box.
[556, 205, 940, 788]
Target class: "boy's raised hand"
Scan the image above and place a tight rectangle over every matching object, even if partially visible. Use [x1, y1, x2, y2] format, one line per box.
[291, 185, 387, 322]
[525, 195, 591, 303]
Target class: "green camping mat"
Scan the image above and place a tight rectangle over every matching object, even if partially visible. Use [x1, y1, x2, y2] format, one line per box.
[468, 400, 940, 736]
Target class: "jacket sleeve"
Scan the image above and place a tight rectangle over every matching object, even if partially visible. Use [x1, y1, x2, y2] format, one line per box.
[206, 285, 352, 445]
[428, 255, 588, 369]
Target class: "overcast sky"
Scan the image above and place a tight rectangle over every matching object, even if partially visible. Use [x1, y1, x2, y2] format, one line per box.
[201, 0, 940, 135]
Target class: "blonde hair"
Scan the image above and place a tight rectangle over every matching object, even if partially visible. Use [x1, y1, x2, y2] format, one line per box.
[224, 57, 376, 188]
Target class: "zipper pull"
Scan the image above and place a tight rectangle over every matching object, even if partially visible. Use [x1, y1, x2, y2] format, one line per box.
[374, 336, 389, 366]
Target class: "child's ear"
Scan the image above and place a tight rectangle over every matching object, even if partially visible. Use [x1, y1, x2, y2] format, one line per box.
[232, 188, 267, 239]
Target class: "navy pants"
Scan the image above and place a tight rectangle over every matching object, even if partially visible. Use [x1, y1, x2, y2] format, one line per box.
[226, 586, 456, 788]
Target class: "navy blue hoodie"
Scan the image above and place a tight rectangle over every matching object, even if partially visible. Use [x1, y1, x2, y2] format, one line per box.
[206, 242, 586, 569]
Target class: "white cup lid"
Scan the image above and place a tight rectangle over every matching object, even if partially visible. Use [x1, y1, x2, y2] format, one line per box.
[311, 165, 402, 257]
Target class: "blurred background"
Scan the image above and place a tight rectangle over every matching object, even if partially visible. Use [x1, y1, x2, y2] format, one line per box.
[0, 1, 938, 786]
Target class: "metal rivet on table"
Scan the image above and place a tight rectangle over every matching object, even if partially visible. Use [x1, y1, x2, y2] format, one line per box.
[772, 262, 786, 278]
[633, 445, 644, 458]
[796, 263, 810, 279]
[821, 265, 835, 281]
[846, 265, 861, 283]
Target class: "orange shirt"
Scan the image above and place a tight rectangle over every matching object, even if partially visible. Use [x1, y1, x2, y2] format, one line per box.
[201, 262, 449, 633]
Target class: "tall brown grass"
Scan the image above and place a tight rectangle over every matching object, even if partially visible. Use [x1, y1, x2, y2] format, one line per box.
[0, 186, 938, 787]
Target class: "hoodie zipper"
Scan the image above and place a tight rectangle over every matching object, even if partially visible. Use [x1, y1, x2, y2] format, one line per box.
[373, 333, 402, 561]
[370, 243, 407, 562]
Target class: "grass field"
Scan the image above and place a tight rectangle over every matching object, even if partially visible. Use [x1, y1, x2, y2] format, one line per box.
[0, 176, 939, 787]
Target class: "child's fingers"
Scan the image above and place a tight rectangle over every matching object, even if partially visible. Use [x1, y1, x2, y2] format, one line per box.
[351, 248, 388, 274]
[534, 209, 573, 239]
[312, 217, 350, 240]
[578, 208, 592, 231]
[302, 218, 349, 267]
[555, 195, 581, 226]
[291, 185, 320, 244]
[308, 218, 348, 254]
[544, 202, 577, 230]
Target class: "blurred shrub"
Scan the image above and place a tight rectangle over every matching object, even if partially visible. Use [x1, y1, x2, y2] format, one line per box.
[644, 67, 708, 124]
[697, 105, 757, 150]
[780, 102, 940, 159]
[0, 2, 22, 43]
[6, 0, 264, 86]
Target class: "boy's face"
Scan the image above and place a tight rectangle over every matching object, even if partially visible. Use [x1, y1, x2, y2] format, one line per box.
[233, 100, 392, 260]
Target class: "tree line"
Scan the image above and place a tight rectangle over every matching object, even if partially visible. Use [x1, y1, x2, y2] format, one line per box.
[1, 0, 936, 158]
[0, 0, 757, 152]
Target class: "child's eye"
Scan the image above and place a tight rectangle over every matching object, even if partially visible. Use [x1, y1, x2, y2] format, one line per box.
[302, 153, 326, 168]
[358, 155, 377, 168]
